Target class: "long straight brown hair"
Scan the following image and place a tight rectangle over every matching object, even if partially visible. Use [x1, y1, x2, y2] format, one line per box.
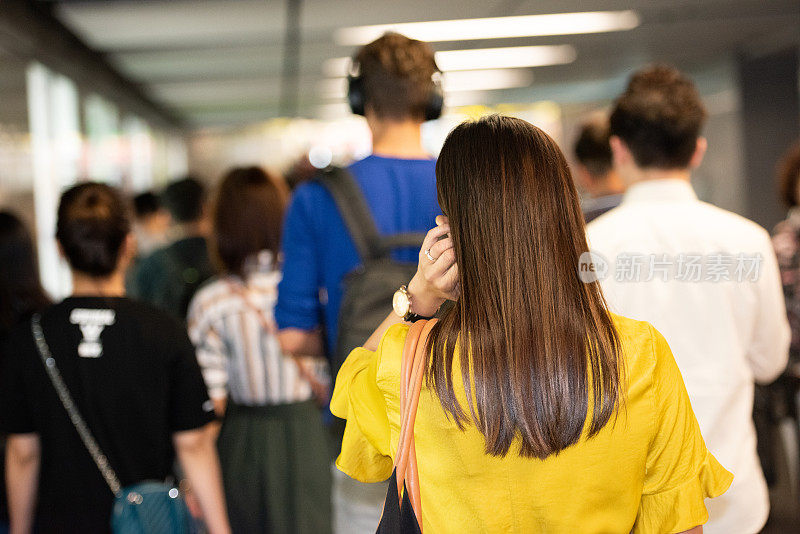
[428, 115, 622, 459]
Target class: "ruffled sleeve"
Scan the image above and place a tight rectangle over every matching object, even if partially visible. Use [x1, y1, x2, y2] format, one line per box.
[330, 325, 409, 483]
[634, 326, 733, 533]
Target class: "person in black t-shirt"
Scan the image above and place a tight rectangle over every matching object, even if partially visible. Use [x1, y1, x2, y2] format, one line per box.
[0, 183, 231, 534]
[0, 211, 51, 534]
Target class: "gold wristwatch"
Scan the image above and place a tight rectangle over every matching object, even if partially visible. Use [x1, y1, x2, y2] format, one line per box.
[393, 285, 433, 322]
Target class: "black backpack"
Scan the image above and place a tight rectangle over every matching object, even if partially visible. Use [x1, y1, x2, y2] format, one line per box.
[160, 240, 215, 320]
[317, 167, 426, 377]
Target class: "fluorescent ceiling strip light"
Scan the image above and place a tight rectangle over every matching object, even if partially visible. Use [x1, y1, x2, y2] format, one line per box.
[442, 69, 533, 92]
[323, 45, 576, 78]
[323, 57, 353, 78]
[444, 90, 491, 108]
[319, 77, 348, 99]
[437, 45, 575, 71]
[320, 68, 532, 99]
[335, 10, 639, 45]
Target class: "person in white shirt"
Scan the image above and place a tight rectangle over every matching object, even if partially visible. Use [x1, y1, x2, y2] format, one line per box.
[586, 65, 790, 534]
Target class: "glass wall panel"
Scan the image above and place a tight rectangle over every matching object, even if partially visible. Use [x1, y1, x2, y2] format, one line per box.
[84, 93, 122, 185]
[26, 62, 81, 298]
[122, 115, 154, 192]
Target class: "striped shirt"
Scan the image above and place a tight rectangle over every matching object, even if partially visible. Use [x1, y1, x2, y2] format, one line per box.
[187, 255, 327, 405]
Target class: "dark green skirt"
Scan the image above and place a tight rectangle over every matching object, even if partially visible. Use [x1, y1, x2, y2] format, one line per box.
[218, 400, 332, 534]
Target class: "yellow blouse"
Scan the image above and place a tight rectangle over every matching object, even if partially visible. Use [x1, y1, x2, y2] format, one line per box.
[330, 314, 733, 533]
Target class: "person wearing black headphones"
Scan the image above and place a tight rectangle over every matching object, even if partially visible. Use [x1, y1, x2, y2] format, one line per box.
[275, 32, 443, 533]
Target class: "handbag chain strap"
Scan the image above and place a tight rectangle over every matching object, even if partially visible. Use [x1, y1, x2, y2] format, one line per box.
[31, 313, 122, 496]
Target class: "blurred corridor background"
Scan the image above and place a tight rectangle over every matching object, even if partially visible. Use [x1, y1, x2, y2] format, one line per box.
[0, 0, 796, 299]
[1, 1, 800, 533]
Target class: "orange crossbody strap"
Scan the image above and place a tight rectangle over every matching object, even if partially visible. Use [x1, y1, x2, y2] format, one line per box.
[395, 322, 422, 493]
[395, 318, 437, 530]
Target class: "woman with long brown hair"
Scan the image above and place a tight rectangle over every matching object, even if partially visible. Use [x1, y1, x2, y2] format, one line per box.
[330, 115, 732, 532]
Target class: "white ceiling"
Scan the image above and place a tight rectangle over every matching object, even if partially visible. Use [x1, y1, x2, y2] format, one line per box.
[45, 0, 800, 129]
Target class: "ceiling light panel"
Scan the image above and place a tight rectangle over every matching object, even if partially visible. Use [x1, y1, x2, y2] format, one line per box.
[442, 69, 533, 92]
[320, 68, 532, 99]
[335, 10, 640, 45]
[436, 45, 576, 71]
[323, 44, 576, 78]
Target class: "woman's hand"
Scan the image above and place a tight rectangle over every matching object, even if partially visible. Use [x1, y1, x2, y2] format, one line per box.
[408, 216, 459, 317]
[361, 217, 458, 352]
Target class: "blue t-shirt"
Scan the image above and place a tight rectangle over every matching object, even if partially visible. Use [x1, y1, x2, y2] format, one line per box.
[276, 155, 439, 353]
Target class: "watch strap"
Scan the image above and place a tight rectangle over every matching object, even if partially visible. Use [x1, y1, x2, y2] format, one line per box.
[403, 311, 433, 323]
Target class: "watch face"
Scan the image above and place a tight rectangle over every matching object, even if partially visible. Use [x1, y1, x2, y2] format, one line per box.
[393, 289, 410, 318]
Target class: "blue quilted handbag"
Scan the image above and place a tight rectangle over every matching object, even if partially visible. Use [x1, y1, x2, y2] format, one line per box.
[112, 481, 192, 534]
[32, 315, 192, 534]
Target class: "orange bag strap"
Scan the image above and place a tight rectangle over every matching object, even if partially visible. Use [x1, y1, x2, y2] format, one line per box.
[395, 318, 437, 530]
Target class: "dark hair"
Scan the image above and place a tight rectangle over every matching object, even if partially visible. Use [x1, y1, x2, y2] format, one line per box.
[210, 166, 287, 278]
[133, 191, 162, 219]
[428, 115, 623, 459]
[0, 211, 50, 338]
[161, 177, 205, 223]
[609, 64, 707, 169]
[355, 32, 439, 121]
[778, 141, 800, 207]
[56, 182, 131, 277]
[573, 119, 613, 177]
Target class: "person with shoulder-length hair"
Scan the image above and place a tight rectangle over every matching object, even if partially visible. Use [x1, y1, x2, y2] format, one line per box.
[187, 166, 332, 534]
[0, 183, 230, 534]
[331, 115, 732, 533]
[0, 212, 50, 339]
[0, 211, 51, 534]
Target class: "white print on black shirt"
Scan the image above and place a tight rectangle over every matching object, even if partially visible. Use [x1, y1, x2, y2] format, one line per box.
[70, 309, 116, 358]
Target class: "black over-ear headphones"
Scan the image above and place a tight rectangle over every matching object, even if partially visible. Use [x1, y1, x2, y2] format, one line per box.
[347, 61, 444, 121]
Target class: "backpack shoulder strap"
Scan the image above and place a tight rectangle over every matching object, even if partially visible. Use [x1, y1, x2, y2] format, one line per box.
[316, 167, 383, 262]
[379, 232, 427, 253]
